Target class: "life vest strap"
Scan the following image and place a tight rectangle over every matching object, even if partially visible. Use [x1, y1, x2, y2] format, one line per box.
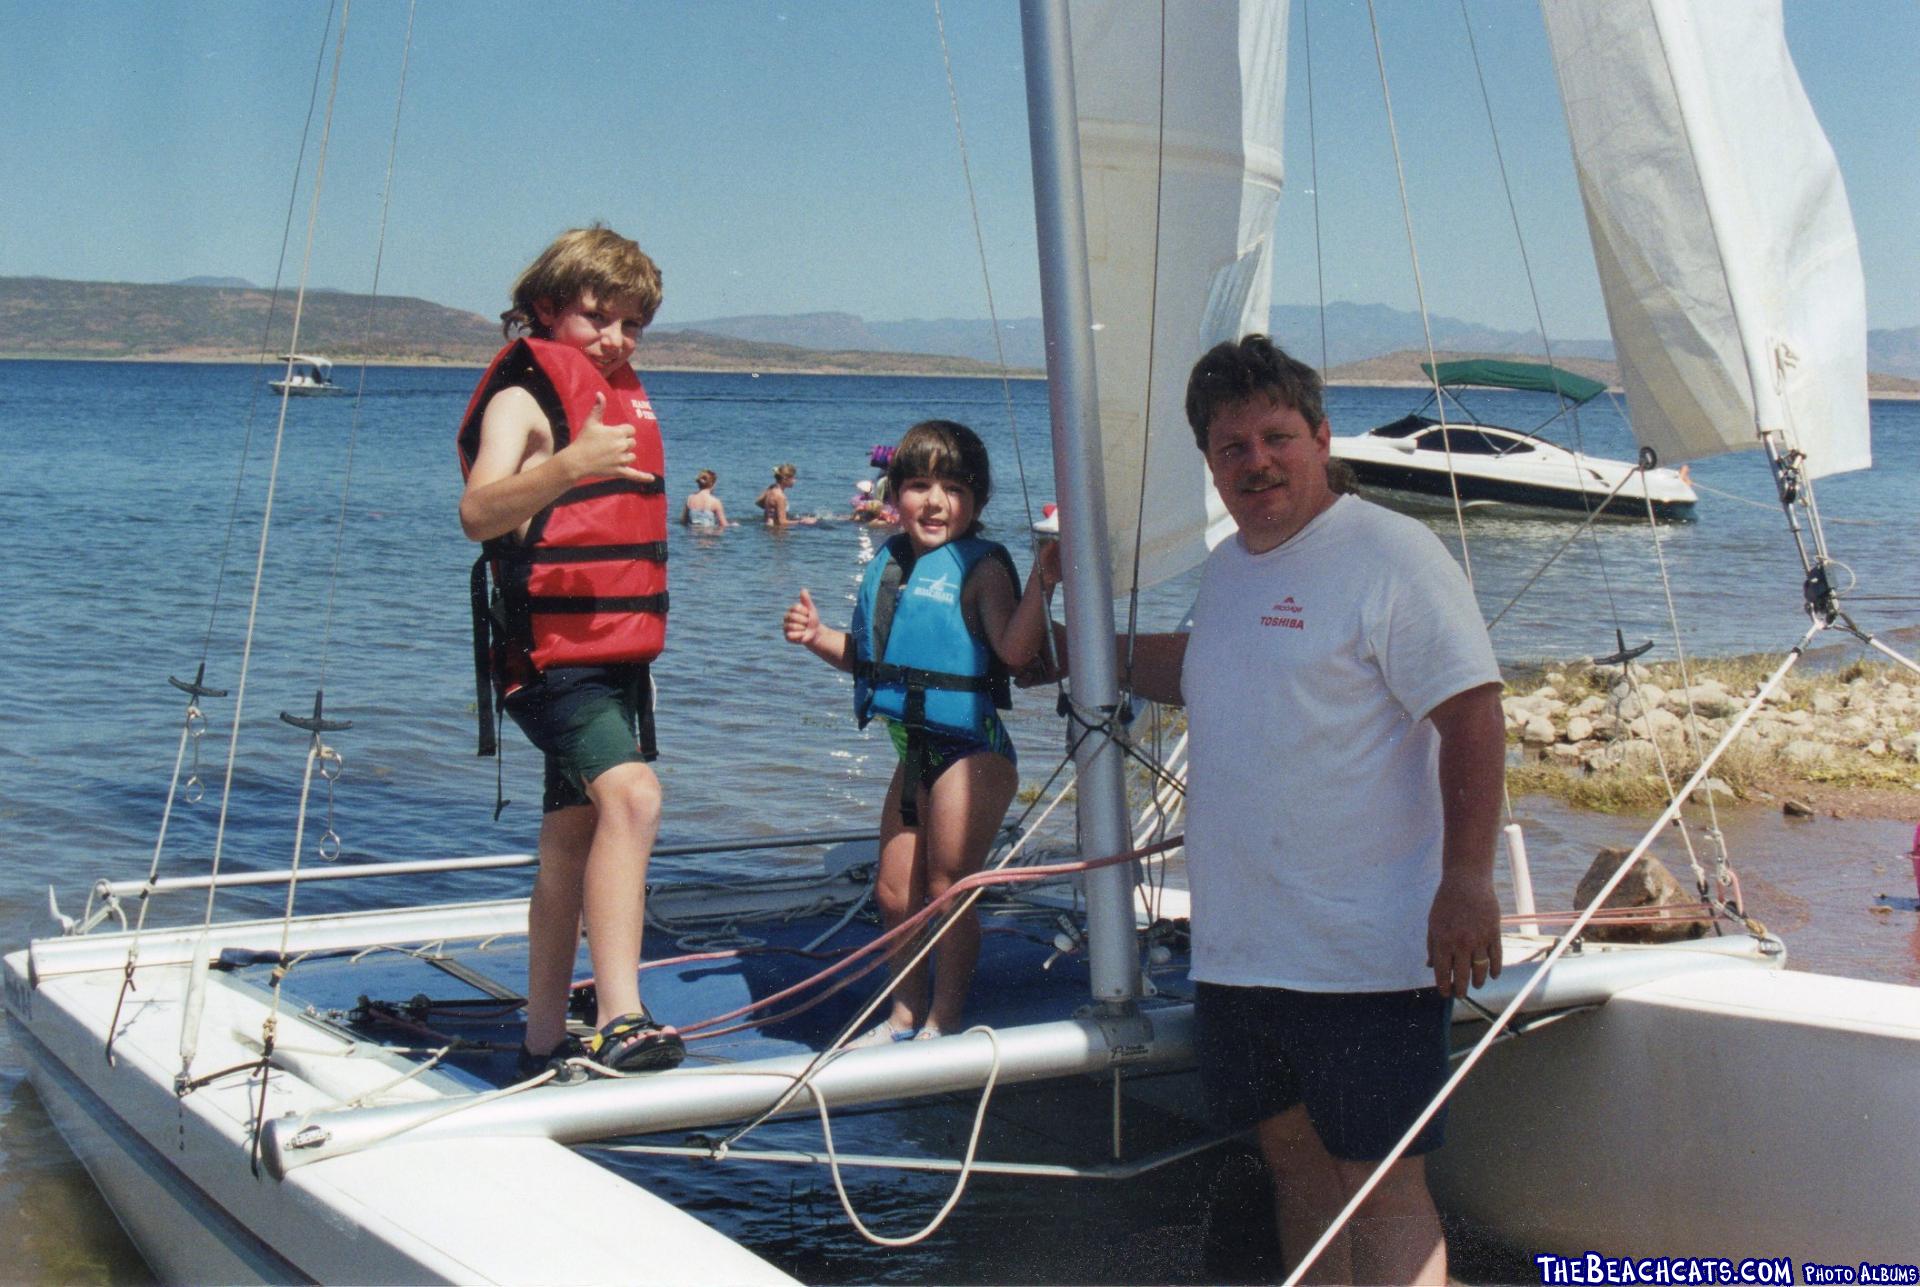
[527, 592, 671, 615]
[525, 542, 669, 565]
[557, 477, 667, 504]
[858, 661, 994, 694]
[469, 554, 499, 758]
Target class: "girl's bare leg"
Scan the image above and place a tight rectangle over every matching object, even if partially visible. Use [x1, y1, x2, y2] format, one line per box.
[873, 762, 928, 1031]
[919, 751, 1017, 1033]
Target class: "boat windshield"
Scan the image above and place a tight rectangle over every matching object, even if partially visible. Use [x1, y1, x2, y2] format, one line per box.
[1371, 413, 1438, 439]
[1415, 428, 1535, 457]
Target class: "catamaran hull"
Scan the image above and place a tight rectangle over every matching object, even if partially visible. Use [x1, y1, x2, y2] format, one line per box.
[5, 906, 802, 1286]
[1432, 965, 1920, 1264]
[14, 884, 1866, 1281]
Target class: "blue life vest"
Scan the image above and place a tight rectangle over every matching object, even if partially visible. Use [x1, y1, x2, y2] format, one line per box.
[851, 534, 1015, 738]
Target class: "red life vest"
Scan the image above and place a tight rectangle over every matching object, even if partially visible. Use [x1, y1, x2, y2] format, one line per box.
[457, 339, 669, 733]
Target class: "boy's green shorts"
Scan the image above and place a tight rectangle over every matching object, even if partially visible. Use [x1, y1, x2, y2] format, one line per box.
[502, 664, 654, 813]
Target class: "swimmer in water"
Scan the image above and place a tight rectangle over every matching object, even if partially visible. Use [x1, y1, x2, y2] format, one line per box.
[682, 469, 728, 529]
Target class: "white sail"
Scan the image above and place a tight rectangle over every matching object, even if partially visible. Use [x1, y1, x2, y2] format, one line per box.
[1543, 0, 1870, 478]
[1069, 0, 1289, 591]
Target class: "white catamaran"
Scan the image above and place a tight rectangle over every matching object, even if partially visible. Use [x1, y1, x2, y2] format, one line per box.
[6, 2, 1918, 1283]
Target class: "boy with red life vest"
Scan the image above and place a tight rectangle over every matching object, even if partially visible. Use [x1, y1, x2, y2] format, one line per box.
[782, 421, 1058, 1041]
[457, 226, 682, 1076]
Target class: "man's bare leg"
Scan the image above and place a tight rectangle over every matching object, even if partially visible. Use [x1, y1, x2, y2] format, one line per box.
[1335, 1153, 1445, 1286]
[1255, 1106, 1354, 1284]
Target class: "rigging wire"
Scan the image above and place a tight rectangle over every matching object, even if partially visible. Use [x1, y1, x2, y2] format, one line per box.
[1455, 0, 1628, 621]
[197, 0, 344, 669]
[198, 5, 352, 931]
[931, 0, 1040, 538]
[318, 0, 417, 688]
[1120, 0, 1171, 679]
[104, 0, 346, 1063]
[1302, 0, 1330, 377]
[1361, 0, 1475, 584]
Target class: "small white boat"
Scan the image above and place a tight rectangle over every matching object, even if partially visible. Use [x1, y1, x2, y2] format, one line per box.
[269, 353, 345, 396]
[1331, 360, 1699, 522]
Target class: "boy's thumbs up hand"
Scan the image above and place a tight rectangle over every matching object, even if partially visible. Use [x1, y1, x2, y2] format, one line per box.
[783, 588, 820, 646]
[567, 392, 654, 484]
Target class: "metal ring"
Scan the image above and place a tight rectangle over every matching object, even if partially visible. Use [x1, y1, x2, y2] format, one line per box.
[181, 777, 204, 805]
[317, 747, 344, 782]
[186, 708, 207, 737]
[317, 830, 342, 862]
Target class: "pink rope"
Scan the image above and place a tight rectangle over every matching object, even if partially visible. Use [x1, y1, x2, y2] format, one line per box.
[675, 835, 1184, 1040]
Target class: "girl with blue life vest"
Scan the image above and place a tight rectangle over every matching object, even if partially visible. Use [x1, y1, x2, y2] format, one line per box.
[783, 421, 1058, 1043]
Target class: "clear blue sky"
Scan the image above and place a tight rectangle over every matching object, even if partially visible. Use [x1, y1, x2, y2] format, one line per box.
[3, 2, 1913, 339]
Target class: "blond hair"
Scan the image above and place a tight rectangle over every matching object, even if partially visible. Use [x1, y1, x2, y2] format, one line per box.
[772, 463, 797, 482]
[501, 225, 663, 339]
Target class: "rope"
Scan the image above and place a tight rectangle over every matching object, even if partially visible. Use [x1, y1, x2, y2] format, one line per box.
[807, 1028, 1003, 1247]
[703, 831, 1182, 1151]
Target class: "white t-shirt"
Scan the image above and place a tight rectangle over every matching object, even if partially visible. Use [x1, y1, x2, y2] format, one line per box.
[1182, 495, 1500, 992]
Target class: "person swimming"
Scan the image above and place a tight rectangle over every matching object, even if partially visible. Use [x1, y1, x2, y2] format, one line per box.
[755, 463, 815, 527]
[682, 468, 728, 529]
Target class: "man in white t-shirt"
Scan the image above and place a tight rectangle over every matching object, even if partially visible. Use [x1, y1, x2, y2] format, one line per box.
[1121, 336, 1506, 1284]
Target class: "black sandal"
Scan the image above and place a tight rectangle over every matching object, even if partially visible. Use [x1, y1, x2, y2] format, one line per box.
[516, 1034, 588, 1084]
[585, 1009, 685, 1073]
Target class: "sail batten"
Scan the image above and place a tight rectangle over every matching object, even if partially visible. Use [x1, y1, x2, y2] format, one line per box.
[1543, 0, 1870, 478]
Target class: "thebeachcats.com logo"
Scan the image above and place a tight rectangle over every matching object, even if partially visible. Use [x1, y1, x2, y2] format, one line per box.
[1534, 1254, 1918, 1285]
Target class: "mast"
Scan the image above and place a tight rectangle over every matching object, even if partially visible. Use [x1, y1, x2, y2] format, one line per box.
[1019, 0, 1141, 1007]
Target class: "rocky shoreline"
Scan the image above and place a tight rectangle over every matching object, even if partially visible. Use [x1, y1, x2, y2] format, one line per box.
[1503, 658, 1920, 817]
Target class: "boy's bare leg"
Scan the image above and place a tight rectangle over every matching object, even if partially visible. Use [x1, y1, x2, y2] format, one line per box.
[920, 752, 1016, 1033]
[525, 804, 595, 1055]
[873, 764, 928, 1031]
[580, 760, 662, 1027]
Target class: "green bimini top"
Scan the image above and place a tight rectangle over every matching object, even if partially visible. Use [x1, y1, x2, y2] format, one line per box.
[1420, 359, 1607, 405]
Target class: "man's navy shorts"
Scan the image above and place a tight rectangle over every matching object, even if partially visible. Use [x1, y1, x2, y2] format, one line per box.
[1193, 980, 1454, 1161]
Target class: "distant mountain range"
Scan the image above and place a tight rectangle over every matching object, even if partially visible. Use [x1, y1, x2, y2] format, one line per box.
[4, 275, 1915, 389]
[663, 305, 1920, 387]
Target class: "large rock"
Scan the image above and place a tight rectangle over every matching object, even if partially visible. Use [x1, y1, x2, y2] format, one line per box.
[1574, 848, 1708, 943]
[1672, 680, 1736, 717]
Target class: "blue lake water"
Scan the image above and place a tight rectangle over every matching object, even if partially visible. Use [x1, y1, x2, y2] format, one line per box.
[2, 359, 1916, 1281]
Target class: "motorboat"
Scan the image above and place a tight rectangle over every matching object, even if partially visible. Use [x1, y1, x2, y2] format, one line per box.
[1331, 359, 1699, 522]
[269, 353, 345, 396]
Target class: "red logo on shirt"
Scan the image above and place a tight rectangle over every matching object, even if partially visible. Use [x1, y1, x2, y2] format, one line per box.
[1261, 597, 1304, 630]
